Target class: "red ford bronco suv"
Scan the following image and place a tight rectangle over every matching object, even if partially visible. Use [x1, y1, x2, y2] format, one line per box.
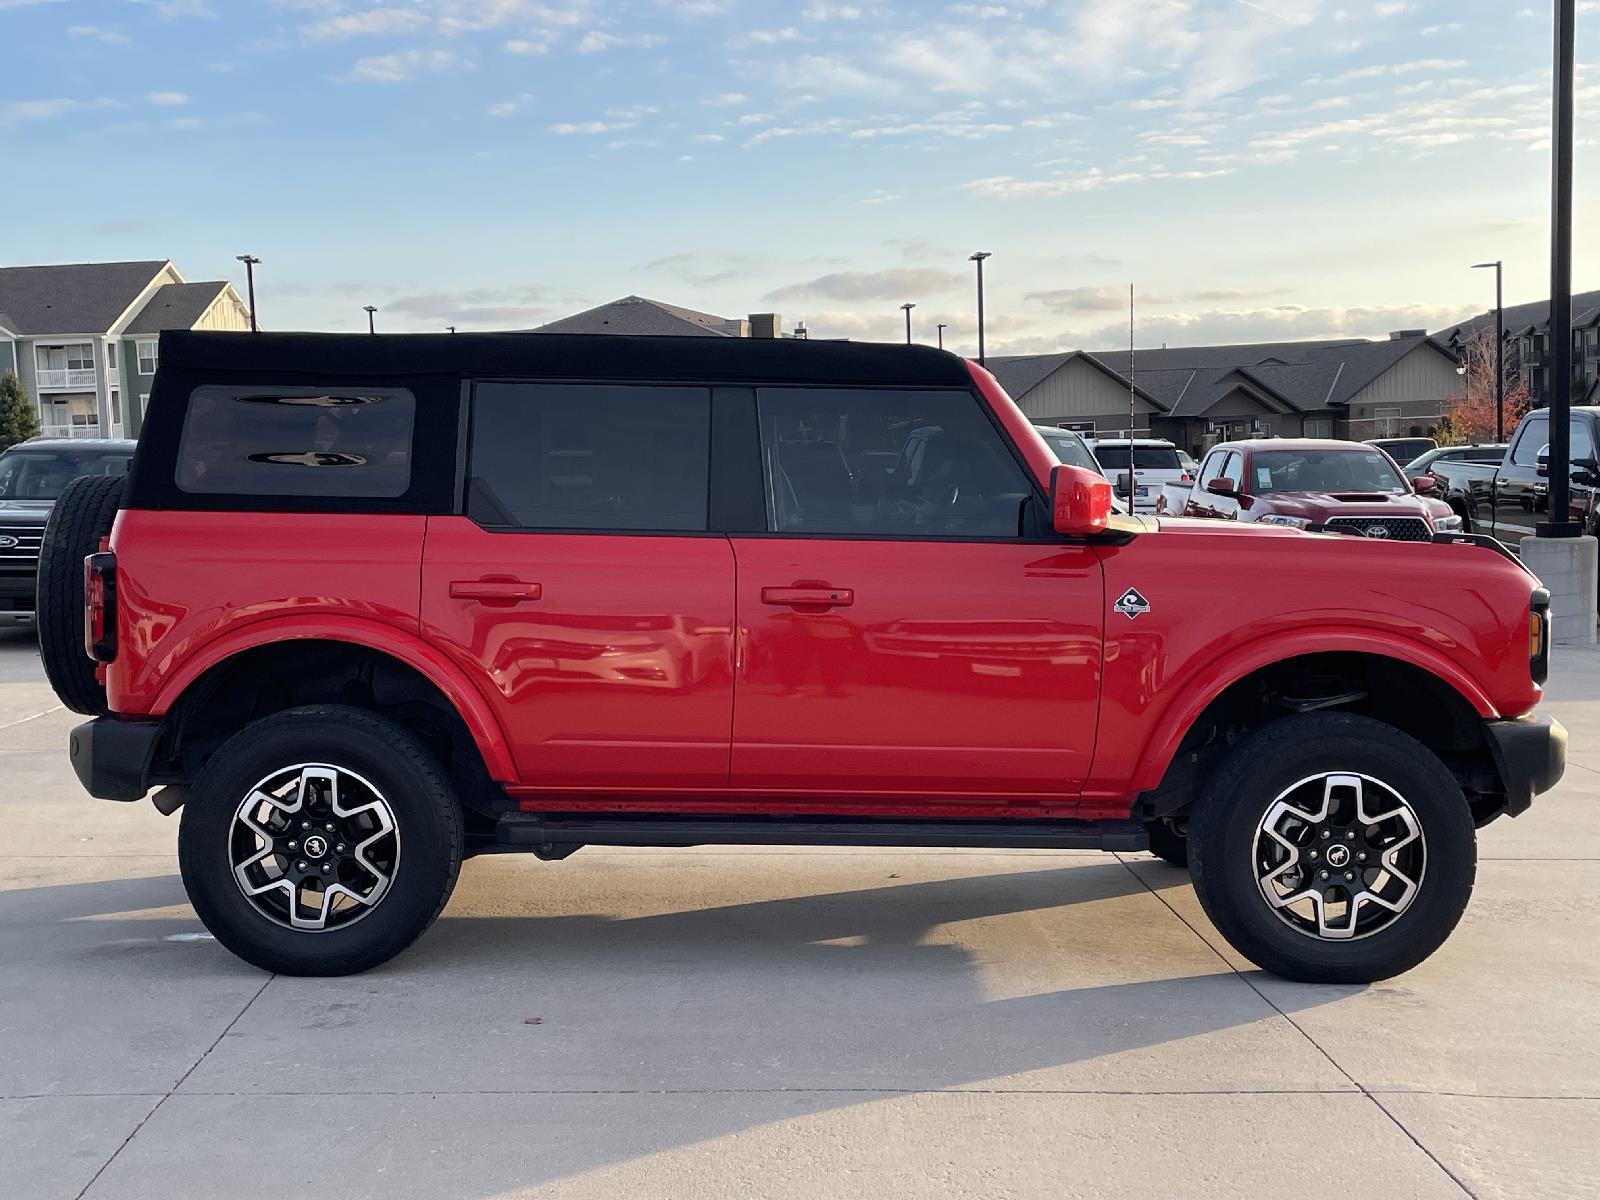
[45, 331, 1564, 983]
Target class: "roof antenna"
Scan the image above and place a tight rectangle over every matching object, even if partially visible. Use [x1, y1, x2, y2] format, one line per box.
[1127, 283, 1137, 511]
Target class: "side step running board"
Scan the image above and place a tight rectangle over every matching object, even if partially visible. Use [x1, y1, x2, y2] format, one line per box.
[494, 814, 1149, 853]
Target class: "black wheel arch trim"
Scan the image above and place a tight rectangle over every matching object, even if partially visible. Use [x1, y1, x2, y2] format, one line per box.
[1482, 713, 1567, 818]
[69, 717, 166, 802]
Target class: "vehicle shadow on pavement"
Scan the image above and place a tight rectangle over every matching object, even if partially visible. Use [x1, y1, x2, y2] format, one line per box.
[2, 861, 1361, 1197]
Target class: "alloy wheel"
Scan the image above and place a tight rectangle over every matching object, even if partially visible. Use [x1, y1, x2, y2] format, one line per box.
[229, 763, 401, 932]
[1252, 771, 1425, 941]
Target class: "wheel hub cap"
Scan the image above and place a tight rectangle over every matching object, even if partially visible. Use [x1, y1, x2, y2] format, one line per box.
[229, 763, 401, 932]
[1252, 772, 1426, 941]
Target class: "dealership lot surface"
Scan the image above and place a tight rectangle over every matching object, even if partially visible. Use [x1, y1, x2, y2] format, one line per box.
[1, 627, 1595, 1200]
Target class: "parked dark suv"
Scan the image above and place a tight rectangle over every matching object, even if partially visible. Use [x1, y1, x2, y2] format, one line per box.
[45, 331, 1562, 983]
[0, 438, 135, 623]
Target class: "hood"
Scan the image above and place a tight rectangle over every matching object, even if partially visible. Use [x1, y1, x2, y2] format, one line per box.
[0, 500, 53, 522]
[1252, 492, 1433, 520]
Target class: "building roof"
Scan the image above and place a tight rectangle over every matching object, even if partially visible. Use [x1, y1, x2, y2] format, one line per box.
[990, 332, 1451, 417]
[0, 261, 171, 335]
[532, 295, 743, 337]
[1435, 288, 1600, 344]
[122, 282, 233, 336]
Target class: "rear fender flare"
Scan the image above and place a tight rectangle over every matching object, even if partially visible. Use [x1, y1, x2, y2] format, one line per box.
[149, 615, 517, 783]
[1129, 627, 1498, 794]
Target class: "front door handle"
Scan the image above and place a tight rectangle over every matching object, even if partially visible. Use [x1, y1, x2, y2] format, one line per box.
[449, 578, 543, 604]
[761, 586, 854, 609]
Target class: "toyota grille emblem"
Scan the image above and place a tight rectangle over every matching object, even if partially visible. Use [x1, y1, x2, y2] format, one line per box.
[1363, 524, 1391, 539]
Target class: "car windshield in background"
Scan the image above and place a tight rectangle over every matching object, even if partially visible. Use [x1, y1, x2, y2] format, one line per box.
[1252, 449, 1406, 495]
[1093, 445, 1180, 470]
[0, 450, 131, 501]
[1038, 433, 1100, 472]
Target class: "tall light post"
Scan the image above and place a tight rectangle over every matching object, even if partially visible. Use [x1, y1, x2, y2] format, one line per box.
[901, 302, 915, 345]
[969, 252, 992, 364]
[364, 305, 377, 335]
[1541, 0, 1578, 538]
[936, 322, 947, 350]
[1472, 260, 1505, 441]
[236, 255, 260, 332]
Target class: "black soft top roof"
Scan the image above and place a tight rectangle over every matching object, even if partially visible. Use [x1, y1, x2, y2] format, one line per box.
[158, 330, 973, 388]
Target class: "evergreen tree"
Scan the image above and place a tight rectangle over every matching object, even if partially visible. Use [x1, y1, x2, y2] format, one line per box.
[0, 371, 40, 451]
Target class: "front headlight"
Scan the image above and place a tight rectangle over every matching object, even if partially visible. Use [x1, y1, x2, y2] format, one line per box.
[1259, 514, 1312, 529]
[1434, 514, 1463, 531]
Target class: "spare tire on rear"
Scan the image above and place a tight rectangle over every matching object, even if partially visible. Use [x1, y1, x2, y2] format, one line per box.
[37, 473, 125, 716]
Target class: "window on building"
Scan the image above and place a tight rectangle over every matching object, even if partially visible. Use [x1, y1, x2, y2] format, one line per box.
[110, 390, 121, 425]
[467, 382, 711, 532]
[176, 385, 416, 498]
[1374, 407, 1402, 437]
[65, 344, 93, 371]
[106, 343, 117, 371]
[756, 387, 1034, 538]
[136, 341, 158, 375]
[1304, 418, 1334, 438]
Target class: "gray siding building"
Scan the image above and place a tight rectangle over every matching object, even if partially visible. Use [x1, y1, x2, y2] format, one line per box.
[1435, 288, 1600, 407]
[989, 332, 1461, 456]
[0, 261, 251, 439]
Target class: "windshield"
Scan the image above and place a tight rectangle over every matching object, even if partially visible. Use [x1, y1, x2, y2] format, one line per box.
[0, 449, 132, 501]
[1037, 431, 1100, 472]
[1251, 448, 1407, 495]
[1093, 445, 1180, 470]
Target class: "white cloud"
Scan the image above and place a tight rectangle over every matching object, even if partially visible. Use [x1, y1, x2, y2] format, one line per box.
[764, 267, 963, 303]
[728, 27, 802, 48]
[577, 29, 664, 52]
[147, 90, 190, 106]
[548, 118, 634, 134]
[67, 24, 131, 44]
[342, 48, 468, 82]
[300, 8, 429, 43]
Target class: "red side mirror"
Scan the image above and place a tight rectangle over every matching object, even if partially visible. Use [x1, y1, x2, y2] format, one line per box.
[1205, 477, 1237, 497]
[1411, 474, 1437, 494]
[1050, 464, 1113, 536]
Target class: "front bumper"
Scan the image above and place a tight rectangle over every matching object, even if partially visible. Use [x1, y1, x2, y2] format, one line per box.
[1484, 714, 1567, 817]
[69, 717, 163, 802]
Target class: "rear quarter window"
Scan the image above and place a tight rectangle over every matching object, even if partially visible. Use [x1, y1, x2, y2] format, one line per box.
[176, 386, 416, 497]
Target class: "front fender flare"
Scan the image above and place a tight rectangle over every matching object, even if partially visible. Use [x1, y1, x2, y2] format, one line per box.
[1127, 626, 1499, 795]
[148, 615, 518, 784]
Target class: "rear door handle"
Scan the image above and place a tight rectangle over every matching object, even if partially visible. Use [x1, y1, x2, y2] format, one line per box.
[761, 586, 854, 609]
[449, 579, 543, 604]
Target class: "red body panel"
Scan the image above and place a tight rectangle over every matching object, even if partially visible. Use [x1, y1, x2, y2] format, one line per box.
[729, 537, 1102, 799]
[420, 517, 736, 792]
[106, 368, 1545, 823]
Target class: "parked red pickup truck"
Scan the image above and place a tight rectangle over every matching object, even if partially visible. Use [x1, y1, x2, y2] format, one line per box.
[1160, 439, 1459, 540]
[45, 332, 1563, 983]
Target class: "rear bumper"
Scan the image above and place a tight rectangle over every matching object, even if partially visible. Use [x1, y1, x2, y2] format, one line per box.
[1484, 714, 1567, 817]
[69, 717, 163, 802]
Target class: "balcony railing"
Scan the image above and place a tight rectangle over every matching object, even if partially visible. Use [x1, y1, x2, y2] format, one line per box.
[38, 423, 104, 440]
[35, 368, 97, 391]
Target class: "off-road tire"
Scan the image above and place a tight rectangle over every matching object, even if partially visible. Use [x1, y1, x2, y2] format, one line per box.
[37, 473, 125, 716]
[1144, 817, 1189, 868]
[1188, 712, 1476, 984]
[179, 705, 464, 976]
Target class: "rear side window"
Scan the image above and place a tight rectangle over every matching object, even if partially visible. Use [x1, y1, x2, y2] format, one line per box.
[467, 382, 711, 531]
[757, 386, 1033, 538]
[1094, 445, 1181, 470]
[176, 386, 415, 497]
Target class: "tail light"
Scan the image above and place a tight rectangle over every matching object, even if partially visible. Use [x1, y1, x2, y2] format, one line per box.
[1529, 587, 1550, 685]
[1180, 472, 1193, 484]
[84, 551, 117, 663]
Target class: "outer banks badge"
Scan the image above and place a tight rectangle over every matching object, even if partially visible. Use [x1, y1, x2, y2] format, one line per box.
[1114, 588, 1151, 620]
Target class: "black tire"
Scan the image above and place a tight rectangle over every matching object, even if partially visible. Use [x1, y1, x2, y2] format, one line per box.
[179, 705, 464, 976]
[1144, 817, 1189, 868]
[37, 473, 125, 716]
[1188, 712, 1475, 984]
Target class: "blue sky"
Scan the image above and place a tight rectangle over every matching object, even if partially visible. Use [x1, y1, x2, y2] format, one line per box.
[2, 0, 1596, 353]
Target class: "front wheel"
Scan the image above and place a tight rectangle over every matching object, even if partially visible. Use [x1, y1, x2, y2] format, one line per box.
[1188, 713, 1475, 984]
[179, 705, 463, 975]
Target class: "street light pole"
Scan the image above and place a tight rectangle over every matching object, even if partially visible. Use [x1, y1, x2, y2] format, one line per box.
[364, 306, 377, 335]
[969, 252, 991, 365]
[1541, 0, 1577, 537]
[1473, 260, 1505, 441]
[936, 322, 947, 350]
[901, 302, 915, 345]
[236, 255, 260, 332]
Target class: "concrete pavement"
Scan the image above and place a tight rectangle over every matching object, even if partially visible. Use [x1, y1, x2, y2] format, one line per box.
[0, 626, 1595, 1199]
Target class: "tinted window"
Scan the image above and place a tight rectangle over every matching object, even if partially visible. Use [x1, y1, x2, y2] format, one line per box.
[468, 382, 710, 531]
[177, 386, 414, 497]
[1036, 429, 1100, 472]
[1197, 450, 1227, 488]
[1219, 451, 1242, 488]
[1093, 444, 1181, 470]
[1252, 448, 1405, 494]
[0, 449, 130, 501]
[1466, 446, 1507, 463]
[1510, 416, 1546, 467]
[758, 387, 1032, 537]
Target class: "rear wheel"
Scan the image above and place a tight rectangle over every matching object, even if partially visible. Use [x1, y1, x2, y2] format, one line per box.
[37, 474, 125, 716]
[179, 705, 463, 975]
[1188, 712, 1475, 983]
